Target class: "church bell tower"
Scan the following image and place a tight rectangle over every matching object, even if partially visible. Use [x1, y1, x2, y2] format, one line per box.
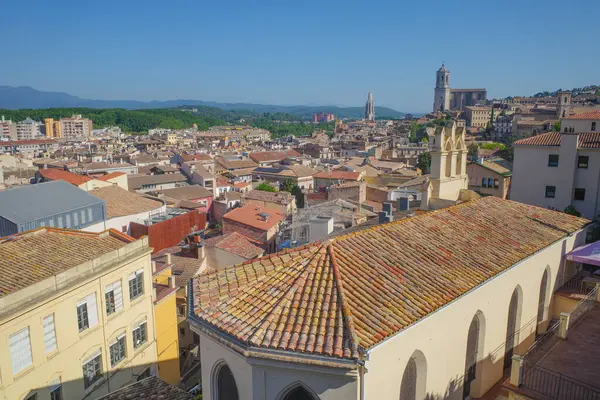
[433, 64, 451, 112]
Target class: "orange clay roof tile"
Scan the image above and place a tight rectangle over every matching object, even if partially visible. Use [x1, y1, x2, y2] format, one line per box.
[192, 197, 589, 361]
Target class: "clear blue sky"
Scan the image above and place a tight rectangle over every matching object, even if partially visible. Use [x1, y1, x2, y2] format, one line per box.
[2, 0, 598, 113]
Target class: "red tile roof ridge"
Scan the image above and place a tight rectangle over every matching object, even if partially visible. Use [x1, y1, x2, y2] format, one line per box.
[327, 243, 361, 358]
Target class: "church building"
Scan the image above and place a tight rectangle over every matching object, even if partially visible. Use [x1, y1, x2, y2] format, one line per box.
[433, 64, 487, 112]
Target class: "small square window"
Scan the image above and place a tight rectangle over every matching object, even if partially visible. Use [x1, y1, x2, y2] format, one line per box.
[179, 328, 185, 336]
[578, 156, 589, 169]
[548, 154, 559, 167]
[574, 188, 586, 201]
[545, 186, 556, 198]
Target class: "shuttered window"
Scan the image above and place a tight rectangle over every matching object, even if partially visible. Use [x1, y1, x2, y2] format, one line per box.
[9, 327, 33, 374]
[104, 280, 123, 315]
[43, 313, 57, 353]
[77, 293, 99, 332]
[129, 269, 144, 300]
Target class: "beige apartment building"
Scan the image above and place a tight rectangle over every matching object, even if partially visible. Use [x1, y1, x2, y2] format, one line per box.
[464, 106, 493, 128]
[44, 118, 62, 139]
[61, 114, 93, 140]
[0, 228, 158, 400]
[511, 131, 600, 219]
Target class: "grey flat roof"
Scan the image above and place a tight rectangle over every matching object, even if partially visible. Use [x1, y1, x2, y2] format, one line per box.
[0, 180, 105, 225]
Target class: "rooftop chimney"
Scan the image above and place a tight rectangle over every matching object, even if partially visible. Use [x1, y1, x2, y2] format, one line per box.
[166, 253, 172, 264]
[151, 261, 157, 273]
[168, 276, 176, 289]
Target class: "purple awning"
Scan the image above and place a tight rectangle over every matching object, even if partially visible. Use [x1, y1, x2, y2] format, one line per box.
[566, 241, 600, 266]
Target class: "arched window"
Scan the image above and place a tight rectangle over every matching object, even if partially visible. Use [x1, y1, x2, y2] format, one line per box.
[504, 287, 523, 370]
[562, 110, 566, 118]
[282, 386, 317, 400]
[399, 350, 427, 400]
[537, 269, 550, 333]
[564, 127, 568, 133]
[464, 312, 485, 399]
[213, 362, 239, 400]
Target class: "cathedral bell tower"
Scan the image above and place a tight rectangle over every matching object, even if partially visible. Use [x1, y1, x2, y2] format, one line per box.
[433, 64, 451, 112]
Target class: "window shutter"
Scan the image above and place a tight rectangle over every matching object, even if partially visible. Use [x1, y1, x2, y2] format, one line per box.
[113, 282, 123, 312]
[43, 314, 57, 353]
[9, 327, 33, 374]
[86, 293, 99, 328]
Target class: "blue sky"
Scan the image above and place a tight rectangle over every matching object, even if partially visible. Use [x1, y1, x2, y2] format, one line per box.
[2, 0, 598, 113]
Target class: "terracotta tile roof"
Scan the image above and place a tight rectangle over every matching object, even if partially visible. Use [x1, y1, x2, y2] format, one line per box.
[193, 197, 589, 362]
[0, 228, 135, 297]
[216, 158, 258, 170]
[468, 160, 512, 176]
[97, 171, 126, 181]
[223, 204, 285, 231]
[514, 132, 600, 148]
[204, 232, 264, 260]
[153, 247, 204, 288]
[244, 190, 294, 205]
[128, 173, 188, 190]
[154, 283, 178, 304]
[161, 185, 213, 200]
[39, 168, 92, 186]
[249, 150, 301, 163]
[564, 110, 600, 120]
[182, 153, 212, 162]
[314, 170, 362, 181]
[89, 186, 163, 219]
[98, 376, 194, 400]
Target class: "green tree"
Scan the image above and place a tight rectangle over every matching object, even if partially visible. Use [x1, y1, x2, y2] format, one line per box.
[257, 182, 277, 192]
[416, 152, 431, 174]
[564, 205, 581, 217]
[553, 121, 561, 132]
[280, 178, 294, 193]
[467, 143, 480, 160]
[291, 185, 305, 208]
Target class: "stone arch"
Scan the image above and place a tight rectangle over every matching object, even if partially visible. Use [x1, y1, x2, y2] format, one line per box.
[537, 267, 551, 333]
[444, 138, 454, 178]
[399, 349, 427, 400]
[504, 286, 523, 370]
[212, 360, 239, 400]
[463, 311, 486, 399]
[277, 382, 319, 400]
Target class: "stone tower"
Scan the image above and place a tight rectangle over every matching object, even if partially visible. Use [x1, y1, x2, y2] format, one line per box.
[557, 90, 572, 119]
[433, 64, 451, 112]
[365, 92, 375, 121]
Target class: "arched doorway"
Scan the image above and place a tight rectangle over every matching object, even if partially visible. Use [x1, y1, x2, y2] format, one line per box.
[504, 287, 523, 370]
[463, 312, 485, 399]
[282, 386, 317, 400]
[537, 269, 550, 334]
[399, 350, 427, 400]
[213, 362, 239, 400]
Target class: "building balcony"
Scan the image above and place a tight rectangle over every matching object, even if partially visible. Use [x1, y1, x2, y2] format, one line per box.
[505, 285, 600, 400]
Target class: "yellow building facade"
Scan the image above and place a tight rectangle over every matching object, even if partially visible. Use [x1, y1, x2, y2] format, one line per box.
[152, 264, 181, 385]
[0, 229, 158, 400]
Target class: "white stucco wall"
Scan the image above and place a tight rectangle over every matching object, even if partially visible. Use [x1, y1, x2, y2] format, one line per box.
[561, 118, 599, 133]
[363, 228, 588, 400]
[84, 204, 166, 233]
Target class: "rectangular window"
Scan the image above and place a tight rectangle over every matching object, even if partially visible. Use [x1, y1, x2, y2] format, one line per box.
[133, 321, 147, 349]
[545, 185, 556, 198]
[128, 270, 144, 300]
[77, 293, 98, 332]
[481, 178, 487, 188]
[109, 335, 127, 367]
[9, 327, 33, 374]
[494, 179, 499, 189]
[82, 351, 102, 389]
[574, 188, 586, 201]
[578, 156, 589, 169]
[179, 327, 185, 336]
[177, 304, 185, 317]
[50, 378, 62, 400]
[487, 178, 494, 188]
[104, 281, 123, 316]
[73, 212, 79, 227]
[548, 154, 559, 167]
[80, 210, 86, 225]
[592, 122, 596, 131]
[43, 313, 57, 353]
[88, 208, 93, 221]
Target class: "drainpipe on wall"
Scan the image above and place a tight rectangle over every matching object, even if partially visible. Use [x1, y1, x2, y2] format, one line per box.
[359, 364, 366, 400]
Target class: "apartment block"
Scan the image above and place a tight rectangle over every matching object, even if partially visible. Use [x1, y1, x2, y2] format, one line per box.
[60, 114, 93, 140]
[16, 118, 42, 140]
[464, 106, 493, 128]
[0, 228, 158, 400]
[44, 118, 62, 138]
[0, 116, 17, 139]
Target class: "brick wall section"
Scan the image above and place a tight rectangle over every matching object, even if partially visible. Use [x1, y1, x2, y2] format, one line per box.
[130, 210, 207, 254]
[367, 185, 389, 203]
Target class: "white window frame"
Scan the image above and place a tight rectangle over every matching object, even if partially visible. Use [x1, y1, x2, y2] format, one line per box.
[109, 334, 127, 367]
[104, 280, 123, 316]
[132, 320, 148, 349]
[76, 293, 99, 332]
[128, 269, 144, 300]
[9, 327, 33, 375]
[82, 350, 102, 389]
[43, 313, 58, 353]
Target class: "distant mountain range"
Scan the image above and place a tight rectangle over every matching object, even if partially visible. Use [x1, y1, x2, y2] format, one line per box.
[0, 86, 407, 119]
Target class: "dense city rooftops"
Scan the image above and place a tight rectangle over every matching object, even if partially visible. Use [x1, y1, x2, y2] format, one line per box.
[89, 186, 164, 218]
[514, 131, 600, 148]
[223, 204, 285, 231]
